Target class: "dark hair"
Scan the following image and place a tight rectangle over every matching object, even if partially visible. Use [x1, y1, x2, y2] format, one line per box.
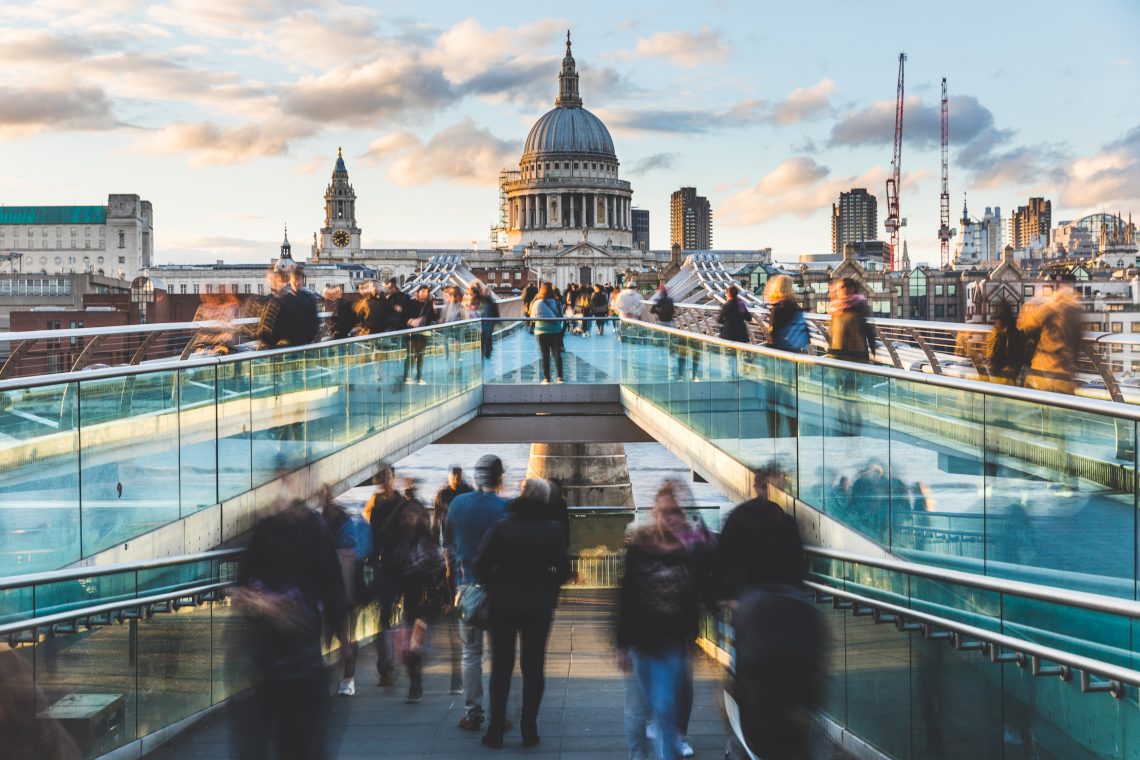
[386, 278, 399, 287]
[726, 284, 740, 298]
[839, 277, 860, 294]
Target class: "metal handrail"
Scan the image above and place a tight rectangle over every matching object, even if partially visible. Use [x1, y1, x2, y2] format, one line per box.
[1, 581, 232, 641]
[805, 546, 1140, 620]
[807, 581, 1130, 697]
[0, 548, 244, 591]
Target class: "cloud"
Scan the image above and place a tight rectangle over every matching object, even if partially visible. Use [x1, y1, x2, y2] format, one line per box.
[599, 78, 835, 135]
[720, 157, 893, 226]
[1058, 125, 1140, 211]
[0, 29, 94, 62]
[626, 27, 729, 67]
[628, 152, 678, 174]
[828, 94, 995, 149]
[0, 83, 117, 137]
[774, 79, 836, 125]
[361, 119, 520, 186]
[136, 120, 315, 165]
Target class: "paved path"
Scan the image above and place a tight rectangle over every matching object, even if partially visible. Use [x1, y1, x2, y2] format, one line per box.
[151, 589, 852, 759]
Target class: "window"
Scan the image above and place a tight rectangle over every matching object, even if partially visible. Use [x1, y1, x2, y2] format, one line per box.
[245, 284, 251, 293]
[84, 240, 90, 249]
[573, 163, 579, 169]
[1043, 285, 1054, 295]
[934, 305, 945, 318]
[232, 283, 239, 294]
[193, 284, 199, 294]
[85, 227, 90, 237]
[180, 284, 187, 294]
[935, 284, 944, 296]
[908, 270, 927, 297]
[205, 284, 213, 294]
[118, 256, 125, 264]
[118, 230, 125, 249]
[1023, 286, 1034, 297]
[948, 284, 957, 295]
[948, 303, 957, 317]
[258, 284, 264, 295]
[488, 272, 496, 280]
[1112, 322, 1123, 333]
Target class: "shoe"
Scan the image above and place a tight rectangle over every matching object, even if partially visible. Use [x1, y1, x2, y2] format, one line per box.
[481, 731, 504, 749]
[405, 378, 415, 385]
[556, 378, 564, 384]
[418, 379, 427, 385]
[458, 714, 484, 731]
[521, 721, 540, 747]
[678, 738, 694, 757]
[337, 677, 355, 696]
[540, 379, 550, 385]
[377, 670, 396, 687]
[406, 682, 423, 704]
[449, 685, 464, 695]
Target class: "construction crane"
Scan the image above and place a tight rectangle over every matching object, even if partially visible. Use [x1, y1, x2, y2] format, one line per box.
[884, 52, 906, 271]
[937, 77, 956, 268]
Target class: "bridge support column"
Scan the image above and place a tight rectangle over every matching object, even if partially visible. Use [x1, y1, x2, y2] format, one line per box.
[526, 442, 635, 508]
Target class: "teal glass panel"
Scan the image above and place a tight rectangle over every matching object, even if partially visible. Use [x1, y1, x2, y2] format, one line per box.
[0, 380, 81, 575]
[36, 571, 136, 618]
[136, 604, 212, 738]
[984, 397, 1135, 596]
[889, 378, 986, 567]
[215, 361, 252, 503]
[796, 362, 825, 507]
[819, 604, 847, 725]
[910, 630, 1001, 759]
[842, 613, 911, 758]
[248, 353, 308, 486]
[79, 371, 180, 557]
[822, 365, 892, 544]
[34, 620, 137, 755]
[301, 344, 344, 463]
[177, 365, 218, 515]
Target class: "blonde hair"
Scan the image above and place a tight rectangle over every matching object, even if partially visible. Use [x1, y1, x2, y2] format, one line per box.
[764, 274, 796, 303]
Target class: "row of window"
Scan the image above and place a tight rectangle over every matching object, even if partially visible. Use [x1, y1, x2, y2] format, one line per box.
[520, 160, 617, 181]
[0, 226, 102, 236]
[28, 255, 125, 265]
[484, 271, 525, 281]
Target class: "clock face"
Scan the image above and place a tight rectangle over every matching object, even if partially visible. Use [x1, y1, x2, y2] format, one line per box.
[332, 230, 350, 247]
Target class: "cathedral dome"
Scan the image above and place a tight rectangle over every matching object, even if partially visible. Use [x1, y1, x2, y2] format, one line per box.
[523, 107, 615, 159]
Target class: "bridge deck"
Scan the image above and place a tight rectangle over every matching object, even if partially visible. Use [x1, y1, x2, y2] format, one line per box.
[151, 590, 851, 759]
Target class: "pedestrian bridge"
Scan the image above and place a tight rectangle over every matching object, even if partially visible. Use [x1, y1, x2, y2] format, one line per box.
[3, 317, 1140, 759]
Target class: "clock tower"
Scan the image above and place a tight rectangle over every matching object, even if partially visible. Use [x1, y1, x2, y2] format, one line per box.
[317, 147, 362, 261]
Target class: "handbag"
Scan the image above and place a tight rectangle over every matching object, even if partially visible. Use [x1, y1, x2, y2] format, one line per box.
[456, 583, 490, 628]
[776, 310, 809, 352]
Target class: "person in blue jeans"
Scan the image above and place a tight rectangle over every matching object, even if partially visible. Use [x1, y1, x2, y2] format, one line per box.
[617, 494, 707, 760]
[444, 454, 509, 731]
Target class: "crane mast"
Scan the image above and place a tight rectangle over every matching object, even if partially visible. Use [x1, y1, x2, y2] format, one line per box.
[938, 77, 955, 267]
[884, 52, 906, 271]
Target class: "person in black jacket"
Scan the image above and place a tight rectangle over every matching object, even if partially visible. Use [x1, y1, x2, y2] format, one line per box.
[617, 492, 706, 760]
[323, 285, 358, 340]
[289, 267, 321, 344]
[717, 464, 804, 601]
[403, 285, 437, 384]
[590, 285, 610, 335]
[256, 268, 315, 349]
[382, 278, 411, 332]
[233, 500, 346, 759]
[718, 284, 751, 343]
[474, 478, 571, 748]
[826, 277, 875, 363]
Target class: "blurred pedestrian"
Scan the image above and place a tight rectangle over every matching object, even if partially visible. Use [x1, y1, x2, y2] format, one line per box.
[717, 465, 804, 601]
[475, 477, 571, 748]
[985, 301, 1028, 385]
[650, 286, 675, 326]
[354, 281, 387, 336]
[530, 282, 565, 384]
[826, 277, 875, 363]
[255, 268, 311, 349]
[590, 284, 610, 335]
[233, 499, 345, 760]
[364, 464, 412, 687]
[382, 278, 411, 332]
[439, 286, 465, 323]
[445, 455, 509, 731]
[289, 266, 321, 344]
[403, 285, 436, 384]
[323, 285, 357, 340]
[522, 281, 539, 334]
[617, 489, 705, 760]
[435, 466, 473, 694]
[718, 284, 751, 343]
[321, 492, 369, 698]
[616, 281, 643, 319]
[764, 275, 808, 353]
[1017, 287, 1081, 394]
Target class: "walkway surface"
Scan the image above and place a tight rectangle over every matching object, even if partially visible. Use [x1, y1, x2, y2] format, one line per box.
[151, 589, 853, 759]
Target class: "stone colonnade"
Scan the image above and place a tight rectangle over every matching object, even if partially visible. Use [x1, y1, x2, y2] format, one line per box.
[512, 192, 632, 231]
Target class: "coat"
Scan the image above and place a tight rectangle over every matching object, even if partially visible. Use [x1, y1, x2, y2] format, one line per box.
[474, 498, 570, 611]
[1017, 293, 1081, 394]
[827, 296, 875, 363]
[718, 297, 751, 342]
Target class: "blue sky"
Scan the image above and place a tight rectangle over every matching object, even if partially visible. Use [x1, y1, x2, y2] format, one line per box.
[1, 0, 1138, 266]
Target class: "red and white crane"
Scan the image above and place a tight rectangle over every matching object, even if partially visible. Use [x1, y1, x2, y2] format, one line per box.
[884, 52, 906, 270]
[937, 77, 956, 268]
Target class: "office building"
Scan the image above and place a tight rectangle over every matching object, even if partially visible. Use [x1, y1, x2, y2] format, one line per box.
[831, 188, 878, 255]
[670, 187, 712, 250]
[632, 208, 650, 251]
[1012, 197, 1051, 250]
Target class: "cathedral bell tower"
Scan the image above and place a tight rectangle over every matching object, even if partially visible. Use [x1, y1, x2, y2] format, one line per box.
[318, 147, 362, 261]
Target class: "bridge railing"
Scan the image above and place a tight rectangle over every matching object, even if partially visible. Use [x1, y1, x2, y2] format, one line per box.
[618, 319, 1140, 602]
[0, 321, 485, 576]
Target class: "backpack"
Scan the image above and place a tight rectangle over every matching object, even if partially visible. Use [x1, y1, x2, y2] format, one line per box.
[776, 309, 809, 352]
[654, 296, 675, 322]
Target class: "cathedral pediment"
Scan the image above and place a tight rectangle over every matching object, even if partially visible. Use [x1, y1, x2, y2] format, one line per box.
[552, 241, 613, 259]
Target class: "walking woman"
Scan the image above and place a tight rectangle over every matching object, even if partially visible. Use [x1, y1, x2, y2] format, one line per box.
[618, 490, 706, 760]
[475, 478, 571, 748]
[763, 275, 808, 352]
[529, 282, 564, 384]
[404, 285, 436, 384]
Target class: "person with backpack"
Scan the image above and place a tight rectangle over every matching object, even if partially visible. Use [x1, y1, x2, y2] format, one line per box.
[590, 284, 610, 335]
[718, 284, 752, 343]
[364, 464, 413, 688]
[617, 488, 709, 760]
[650, 286, 676, 326]
[529, 282, 565, 384]
[763, 275, 808, 353]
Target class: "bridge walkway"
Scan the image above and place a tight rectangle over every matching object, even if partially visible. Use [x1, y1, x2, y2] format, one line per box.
[150, 589, 852, 760]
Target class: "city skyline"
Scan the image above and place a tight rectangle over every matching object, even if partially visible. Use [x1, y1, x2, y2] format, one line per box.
[1, 0, 1137, 266]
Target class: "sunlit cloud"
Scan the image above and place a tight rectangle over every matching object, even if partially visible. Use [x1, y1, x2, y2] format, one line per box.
[361, 119, 520, 187]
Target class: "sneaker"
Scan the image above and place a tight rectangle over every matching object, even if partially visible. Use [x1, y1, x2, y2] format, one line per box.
[418, 379, 427, 385]
[678, 738, 694, 757]
[556, 378, 564, 384]
[458, 713, 484, 731]
[540, 379, 550, 385]
[377, 670, 396, 687]
[449, 684, 464, 695]
[337, 677, 355, 696]
[404, 378, 415, 385]
[646, 723, 658, 741]
[406, 682, 423, 704]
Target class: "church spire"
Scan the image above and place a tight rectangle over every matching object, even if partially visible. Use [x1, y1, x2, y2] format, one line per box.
[556, 30, 582, 109]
